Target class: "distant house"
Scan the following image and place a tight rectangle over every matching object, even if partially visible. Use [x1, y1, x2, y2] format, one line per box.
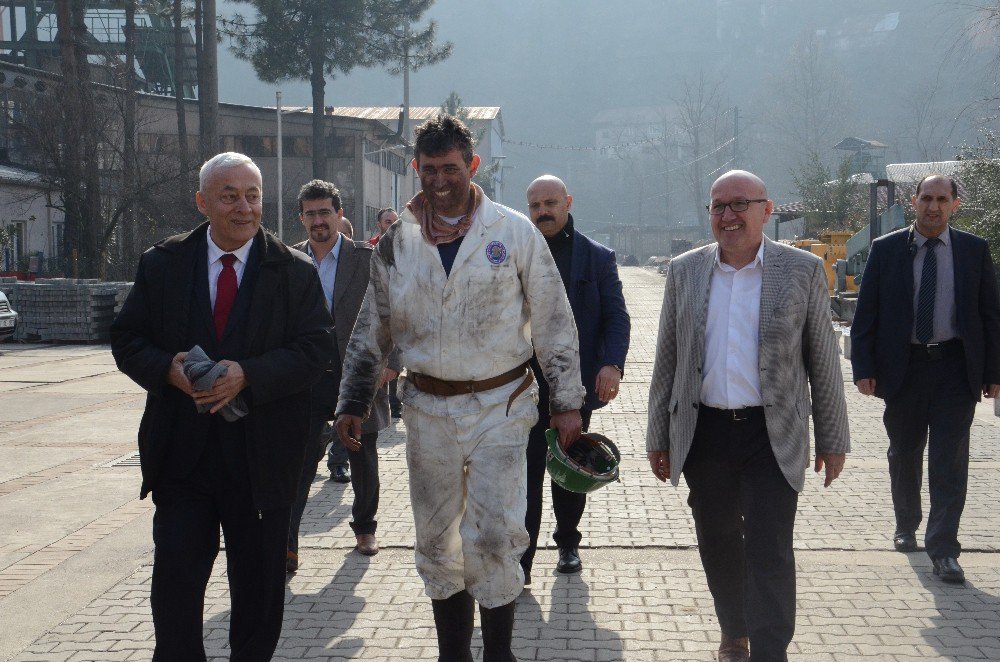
[0, 165, 63, 274]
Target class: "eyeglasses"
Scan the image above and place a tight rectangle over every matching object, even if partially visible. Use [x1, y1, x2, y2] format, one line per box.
[706, 199, 768, 215]
[303, 209, 336, 219]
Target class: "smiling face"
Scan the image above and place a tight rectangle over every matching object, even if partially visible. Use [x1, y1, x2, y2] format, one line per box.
[709, 172, 773, 268]
[527, 177, 573, 238]
[299, 196, 342, 245]
[912, 175, 960, 238]
[196, 163, 263, 251]
[412, 148, 481, 217]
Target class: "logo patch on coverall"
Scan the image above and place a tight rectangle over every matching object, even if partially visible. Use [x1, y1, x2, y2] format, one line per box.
[485, 241, 507, 265]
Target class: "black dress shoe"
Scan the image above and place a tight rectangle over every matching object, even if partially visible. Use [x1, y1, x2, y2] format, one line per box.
[329, 465, 351, 483]
[893, 531, 917, 553]
[932, 557, 965, 584]
[556, 547, 582, 574]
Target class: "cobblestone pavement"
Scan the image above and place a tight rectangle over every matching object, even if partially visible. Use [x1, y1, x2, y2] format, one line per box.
[1, 267, 998, 661]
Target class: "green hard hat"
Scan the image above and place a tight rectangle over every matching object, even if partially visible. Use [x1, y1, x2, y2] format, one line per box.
[545, 428, 621, 494]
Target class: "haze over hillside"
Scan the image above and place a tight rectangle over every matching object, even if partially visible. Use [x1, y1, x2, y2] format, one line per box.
[217, 0, 998, 225]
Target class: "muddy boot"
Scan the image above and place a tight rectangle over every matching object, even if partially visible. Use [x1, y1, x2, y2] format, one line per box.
[479, 600, 517, 662]
[431, 590, 474, 662]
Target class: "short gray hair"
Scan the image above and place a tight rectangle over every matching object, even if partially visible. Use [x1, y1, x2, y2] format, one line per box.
[199, 152, 260, 191]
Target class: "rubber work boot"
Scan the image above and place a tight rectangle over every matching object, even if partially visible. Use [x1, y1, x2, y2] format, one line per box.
[479, 600, 517, 662]
[431, 590, 474, 662]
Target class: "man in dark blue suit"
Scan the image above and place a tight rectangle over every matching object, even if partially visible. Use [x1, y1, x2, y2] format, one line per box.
[852, 174, 1000, 583]
[521, 175, 631, 582]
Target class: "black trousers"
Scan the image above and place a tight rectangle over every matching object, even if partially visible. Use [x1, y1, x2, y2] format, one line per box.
[289, 419, 380, 553]
[682, 407, 798, 662]
[522, 407, 593, 573]
[883, 350, 975, 559]
[150, 440, 290, 662]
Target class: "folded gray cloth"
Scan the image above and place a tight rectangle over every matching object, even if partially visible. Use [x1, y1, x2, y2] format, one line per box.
[182, 345, 248, 422]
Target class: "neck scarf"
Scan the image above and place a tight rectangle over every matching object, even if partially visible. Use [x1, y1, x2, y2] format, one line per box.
[406, 183, 482, 246]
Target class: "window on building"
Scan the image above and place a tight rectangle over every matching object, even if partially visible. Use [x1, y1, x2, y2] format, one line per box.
[0, 221, 25, 271]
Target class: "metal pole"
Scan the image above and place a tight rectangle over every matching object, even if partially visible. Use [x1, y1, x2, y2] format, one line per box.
[277, 90, 283, 241]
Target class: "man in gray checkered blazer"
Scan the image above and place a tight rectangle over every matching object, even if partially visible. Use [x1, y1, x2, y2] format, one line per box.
[646, 170, 850, 662]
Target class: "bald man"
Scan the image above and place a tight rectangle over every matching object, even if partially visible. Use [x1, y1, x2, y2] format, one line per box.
[646, 170, 850, 661]
[522, 176, 630, 581]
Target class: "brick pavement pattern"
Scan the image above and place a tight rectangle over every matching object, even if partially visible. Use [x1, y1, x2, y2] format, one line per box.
[1, 267, 999, 661]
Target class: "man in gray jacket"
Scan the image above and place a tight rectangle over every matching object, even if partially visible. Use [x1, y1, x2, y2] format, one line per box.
[287, 180, 398, 571]
[646, 170, 850, 662]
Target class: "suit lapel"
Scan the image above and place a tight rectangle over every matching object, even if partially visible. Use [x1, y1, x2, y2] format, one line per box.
[759, 238, 786, 334]
[949, 226, 965, 322]
[242, 231, 275, 352]
[334, 239, 365, 316]
[568, 232, 587, 311]
[693, 247, 715, 358]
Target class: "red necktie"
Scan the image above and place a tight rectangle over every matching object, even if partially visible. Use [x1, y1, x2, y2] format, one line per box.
[213, 254, 238, 340]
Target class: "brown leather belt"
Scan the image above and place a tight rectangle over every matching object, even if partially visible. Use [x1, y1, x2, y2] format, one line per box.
[408, 361, 534, 415]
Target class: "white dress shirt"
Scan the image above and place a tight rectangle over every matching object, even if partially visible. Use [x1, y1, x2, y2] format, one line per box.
[207, 227, 254, 309]
[700, 242, 765, 409]
[304, 233, 343, 311]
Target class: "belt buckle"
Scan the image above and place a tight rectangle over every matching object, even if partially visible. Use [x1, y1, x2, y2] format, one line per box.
[731, 408, 750, 422]
[926, 342, 941, 349]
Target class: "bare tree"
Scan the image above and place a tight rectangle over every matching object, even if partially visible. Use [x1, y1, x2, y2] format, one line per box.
[762, 31, 853, 164]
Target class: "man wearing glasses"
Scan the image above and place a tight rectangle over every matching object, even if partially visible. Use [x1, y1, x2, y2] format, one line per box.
[287, 180, 398, 571]
[646, 170, 850, 661]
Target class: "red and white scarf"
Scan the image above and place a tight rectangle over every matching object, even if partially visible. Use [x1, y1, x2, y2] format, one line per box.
[406, 183, 483, 246]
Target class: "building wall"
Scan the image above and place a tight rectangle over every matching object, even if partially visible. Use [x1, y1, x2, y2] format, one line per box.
[0, 181, 62, 273]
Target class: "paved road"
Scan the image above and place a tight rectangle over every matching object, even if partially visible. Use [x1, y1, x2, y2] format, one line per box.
[1, 267, 998, 661]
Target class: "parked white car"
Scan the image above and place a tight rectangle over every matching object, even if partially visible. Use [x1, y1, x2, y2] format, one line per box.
[0, 291, 17, 342]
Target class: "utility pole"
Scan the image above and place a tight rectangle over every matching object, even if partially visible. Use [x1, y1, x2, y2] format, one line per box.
[402, 25, 410, 143]
[200, 0, 219, 159]
[732, 105, 740, 169]
[276, 91, 283, 241]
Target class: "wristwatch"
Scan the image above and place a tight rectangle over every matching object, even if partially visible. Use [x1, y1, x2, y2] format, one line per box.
[609, 364, 624, 378]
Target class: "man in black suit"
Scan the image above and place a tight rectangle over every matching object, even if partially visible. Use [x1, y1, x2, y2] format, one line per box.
[852, 174, 1000, 583]
[110, 152, 333, 659]
[521, 175, 630, 582]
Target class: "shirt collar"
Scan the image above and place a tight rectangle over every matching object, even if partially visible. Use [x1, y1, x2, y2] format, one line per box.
[714, 239, 765, 272]
[305, 232, 343, 264]
[207, 226, 254, 265]
[914, 225, 950, 247]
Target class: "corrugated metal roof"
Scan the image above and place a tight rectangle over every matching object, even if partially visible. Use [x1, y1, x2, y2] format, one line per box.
[885, 161, 961, 182]
[330, 106, 501, 121]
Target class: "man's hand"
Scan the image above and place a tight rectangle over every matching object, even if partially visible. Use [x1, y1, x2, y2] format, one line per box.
[984, 384, 1000, 399]
[379, 368, 400, 388]
[166, 352, 193, 395]
[192, 360, 248, 414]
[335, 414, 364, 452]
[855, 378, 876, 396]
[648, 451, 670, 482]
[815, 453, 846, 488]
[550, 409, 582, 451]
[596, 365, 622, 402]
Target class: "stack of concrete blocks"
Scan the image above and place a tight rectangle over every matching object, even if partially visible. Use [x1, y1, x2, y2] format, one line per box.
[9, 279, 130, 343]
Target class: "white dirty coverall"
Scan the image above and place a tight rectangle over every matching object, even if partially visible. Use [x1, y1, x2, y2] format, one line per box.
[336, 193, 585, 608]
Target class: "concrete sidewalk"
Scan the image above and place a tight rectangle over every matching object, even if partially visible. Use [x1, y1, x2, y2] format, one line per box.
[1, 267, 998, 661]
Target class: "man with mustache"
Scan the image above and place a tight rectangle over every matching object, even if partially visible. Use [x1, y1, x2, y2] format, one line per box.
[852, 174, 1000, 583]
[521, 175, 630, 583]
[110, 153, 334, 659]
[336, 114, 585, 662]
[647, 170, 850, 661]
[288, 180, 398, 570]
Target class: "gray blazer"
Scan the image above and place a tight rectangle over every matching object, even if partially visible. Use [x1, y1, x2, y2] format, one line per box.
[646, 237, 850, 492]
[294, 236, 399, 434]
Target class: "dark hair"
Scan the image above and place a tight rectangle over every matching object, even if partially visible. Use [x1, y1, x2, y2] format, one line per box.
[298, 179, 342, 212]
[915, 174, 958, 199]
[375, 207, 396, 224]
[413, 114, 475, 165]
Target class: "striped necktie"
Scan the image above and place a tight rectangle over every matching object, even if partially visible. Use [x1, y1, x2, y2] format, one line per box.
[914, 237, 940, 344]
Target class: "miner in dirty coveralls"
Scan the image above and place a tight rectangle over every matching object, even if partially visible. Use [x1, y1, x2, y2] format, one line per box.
[335, 114, 585, 662]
